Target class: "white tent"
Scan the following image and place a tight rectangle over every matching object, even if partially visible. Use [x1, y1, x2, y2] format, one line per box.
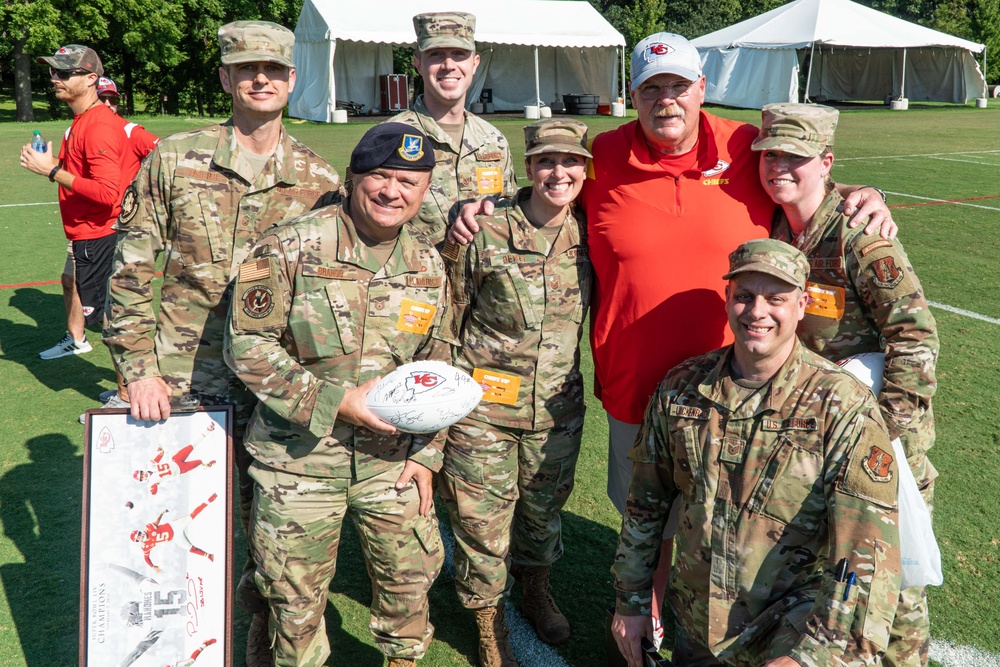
[290, 0, 626, 122]
[691, 0, 986, 109]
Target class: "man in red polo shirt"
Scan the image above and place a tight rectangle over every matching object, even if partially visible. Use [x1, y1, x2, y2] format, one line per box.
[20, 45, 130, 363]
[453, 31, 895, 653]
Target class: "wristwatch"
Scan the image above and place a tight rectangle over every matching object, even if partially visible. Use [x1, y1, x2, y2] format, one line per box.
[860, 185, 887, 202]
[48, 165, 61, 182]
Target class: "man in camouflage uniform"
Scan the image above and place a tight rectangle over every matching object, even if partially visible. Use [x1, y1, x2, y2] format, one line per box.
[103, 20, 341, 666]
[390, 11, 517, 245]
[224, 123, 450, 667]
[611, 239, 902, 667]
[442, 119, 592, 665]
[754, 103, 939, 667]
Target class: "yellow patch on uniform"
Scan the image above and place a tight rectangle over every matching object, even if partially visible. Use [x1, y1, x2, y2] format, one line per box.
[839, 417, 898, 508]
[232, 257, 284, 332]
[396, 298, 436, 335]
[475, 166, 503, 195]
[804, 282, 846, 319]
[473, 368, 521, 405]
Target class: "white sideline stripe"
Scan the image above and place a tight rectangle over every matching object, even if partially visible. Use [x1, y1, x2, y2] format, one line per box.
[0, 201, 58, 208]
[438, 523, 571, 667]
[837, 149, 1000, 161]
[930, 639, 1000, 666]
[927, 155, 1000, 167]
[929, 301, 1000, 325]
[884, 190, 1000, 212]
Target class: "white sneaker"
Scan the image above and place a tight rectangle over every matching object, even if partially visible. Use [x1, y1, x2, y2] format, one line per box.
[98, 389, 117, 402]
[39, 332, 92, 360]
[80, 394, 130, 424]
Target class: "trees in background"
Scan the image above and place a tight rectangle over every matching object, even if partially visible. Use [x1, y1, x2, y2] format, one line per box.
[595, 0, 1000, 85]
[2, 0, 997, 120]
[0, 0, 301, 121]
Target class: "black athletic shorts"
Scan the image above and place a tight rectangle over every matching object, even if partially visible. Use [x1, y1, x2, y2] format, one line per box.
[72, 231, 117, 327]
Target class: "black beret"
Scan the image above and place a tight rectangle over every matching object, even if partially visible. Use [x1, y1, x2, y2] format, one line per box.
[350, 122, 435, 174]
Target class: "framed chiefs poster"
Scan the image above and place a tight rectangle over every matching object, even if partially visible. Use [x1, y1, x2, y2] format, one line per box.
[80, 406, 233, 667]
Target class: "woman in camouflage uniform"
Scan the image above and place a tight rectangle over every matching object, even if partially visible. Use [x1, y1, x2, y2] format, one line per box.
[440, 119, 592, 667]
[753, 103, 939, 667]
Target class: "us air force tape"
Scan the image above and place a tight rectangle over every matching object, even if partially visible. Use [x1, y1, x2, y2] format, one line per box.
[233, 257, 285, 332]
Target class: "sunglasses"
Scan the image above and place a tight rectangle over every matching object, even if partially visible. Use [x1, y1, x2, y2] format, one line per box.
[49, 68, 90, 80]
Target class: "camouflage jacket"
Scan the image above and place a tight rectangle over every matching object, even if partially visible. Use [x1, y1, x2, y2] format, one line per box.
[612, 341, 901, 666]
[224, 203, 453, 479]
[104, 121, 341, 405]
[445, 188, 591, 429]
[391, 96, 516, 245]
[772, 190, 938, 480]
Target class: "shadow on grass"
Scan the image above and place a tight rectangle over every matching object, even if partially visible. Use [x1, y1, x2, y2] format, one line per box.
[0, 287, 114, 398]
[0, 433, 82, 666]
[326, 503, 672, 666]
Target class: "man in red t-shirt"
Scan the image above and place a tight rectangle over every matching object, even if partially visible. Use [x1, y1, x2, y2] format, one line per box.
[20, 45, 132, 364]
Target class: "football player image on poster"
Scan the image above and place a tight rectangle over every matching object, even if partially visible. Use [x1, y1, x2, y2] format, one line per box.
[81, 408, 232, 667]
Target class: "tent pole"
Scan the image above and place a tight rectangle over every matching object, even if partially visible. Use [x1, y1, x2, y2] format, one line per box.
[804, 42, 816, 103]
[984, 47, 989, 98]
[534, 46, 541, 107]
[621, 46, 627, 104]
[901, 48, 907, 99]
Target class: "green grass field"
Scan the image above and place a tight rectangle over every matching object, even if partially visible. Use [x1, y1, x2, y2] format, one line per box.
[1, 104, 999, 666]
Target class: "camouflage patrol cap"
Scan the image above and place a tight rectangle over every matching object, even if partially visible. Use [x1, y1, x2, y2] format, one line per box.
[751, 103, 839, 158]
[413, 12, 476, 52]
[524, 119, 593, 158]
[37, 45, 104, 76]
[218, 21, 295, 68]
[723, 238, 809, 290]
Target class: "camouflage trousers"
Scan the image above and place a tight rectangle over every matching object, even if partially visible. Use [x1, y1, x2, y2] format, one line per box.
[226, 390, 267, 613]
[884, 458, 935, 667]
[441, 414, 583, 608]
[248, 463, 444, 666]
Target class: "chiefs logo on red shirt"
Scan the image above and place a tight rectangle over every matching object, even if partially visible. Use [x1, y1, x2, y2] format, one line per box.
[406, 371, 443, 394]
[861, 445, 894, 483]
[645, 43, 675, 61]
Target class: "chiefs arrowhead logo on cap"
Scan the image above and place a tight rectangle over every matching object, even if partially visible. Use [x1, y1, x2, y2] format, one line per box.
[645, 43, 675, 61]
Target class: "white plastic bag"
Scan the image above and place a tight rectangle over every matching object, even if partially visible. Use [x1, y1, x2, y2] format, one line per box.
[893, 437, 944, 588]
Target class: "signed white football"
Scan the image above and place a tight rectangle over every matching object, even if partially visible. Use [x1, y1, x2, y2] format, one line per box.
[366, 360, 484, 433]
[836, 352, 886, 394]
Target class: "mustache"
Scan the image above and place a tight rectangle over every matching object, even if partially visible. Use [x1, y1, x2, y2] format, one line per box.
[652, 106, 684, 119]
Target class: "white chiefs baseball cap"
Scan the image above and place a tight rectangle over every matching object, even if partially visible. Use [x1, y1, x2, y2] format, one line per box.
[630, 32, 703, 90]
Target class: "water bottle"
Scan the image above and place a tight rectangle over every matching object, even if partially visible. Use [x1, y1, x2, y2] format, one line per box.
[31, 130, 47, 153]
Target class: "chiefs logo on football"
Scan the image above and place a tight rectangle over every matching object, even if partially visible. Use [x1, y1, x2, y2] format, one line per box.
[406, 371, 444, 394]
